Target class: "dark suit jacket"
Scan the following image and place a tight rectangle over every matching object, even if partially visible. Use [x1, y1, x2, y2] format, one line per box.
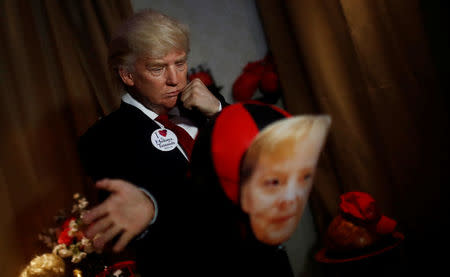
[78, 102, 199, 275]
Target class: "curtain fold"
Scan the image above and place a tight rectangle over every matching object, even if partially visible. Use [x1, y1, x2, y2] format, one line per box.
[257, 0, 448, 274]
[0, 1, 132, 275]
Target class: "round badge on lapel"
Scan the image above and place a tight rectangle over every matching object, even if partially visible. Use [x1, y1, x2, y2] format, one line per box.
[151, 128, 178, 151]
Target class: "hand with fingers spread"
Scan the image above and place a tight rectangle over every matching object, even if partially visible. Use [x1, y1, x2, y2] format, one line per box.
[82, 179, 155, 253]
[179, 78, 221, 117]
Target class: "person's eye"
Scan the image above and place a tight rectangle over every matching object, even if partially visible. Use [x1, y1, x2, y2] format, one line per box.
[304, 173, 312, 181]
[298, 169, 314, 186]
[176, 62, 186, 69]
[299, 171, 313, 184]
[149, 67, 164, 75]
[264, 178, 280, 187]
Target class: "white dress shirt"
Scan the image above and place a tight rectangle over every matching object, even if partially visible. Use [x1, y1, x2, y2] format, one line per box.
[122, 93, 198, 161]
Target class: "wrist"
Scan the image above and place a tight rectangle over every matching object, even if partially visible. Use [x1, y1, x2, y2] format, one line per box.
[144, 195, 155, 222]
[207, 99, 222, 117]
[139, 188, 158, 225]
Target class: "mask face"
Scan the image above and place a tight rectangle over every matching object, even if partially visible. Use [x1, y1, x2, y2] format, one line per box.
[240, 117, 330, 245]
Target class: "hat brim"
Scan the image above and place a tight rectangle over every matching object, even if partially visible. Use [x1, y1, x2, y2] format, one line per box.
[314, 231, 404, 264]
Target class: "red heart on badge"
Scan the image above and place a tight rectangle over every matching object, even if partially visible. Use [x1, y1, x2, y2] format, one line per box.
[158, 130, 167, 137]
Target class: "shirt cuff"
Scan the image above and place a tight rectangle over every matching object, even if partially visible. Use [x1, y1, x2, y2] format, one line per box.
[135, 188, 158, 240]
[139, 188, 158, 224]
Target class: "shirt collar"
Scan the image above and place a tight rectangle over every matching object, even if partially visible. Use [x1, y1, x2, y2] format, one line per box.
[121, 93, 158, 120]
[122, 93, 181, 120]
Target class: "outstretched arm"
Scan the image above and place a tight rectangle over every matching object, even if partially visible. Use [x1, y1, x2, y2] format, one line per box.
[82, 179, 155, 252]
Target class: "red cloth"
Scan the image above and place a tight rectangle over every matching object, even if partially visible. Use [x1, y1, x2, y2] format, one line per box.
[243, 60, 266, 74]
[155, 114, 194, 160]
[232, 55, 280, 101]
[188, 71, 214, 87]
[339, 191, 397, 234]
[376, 215, 397, 235]
[260, 70, 279, 93]
[232, 72, 262, 101]
[339, 192, 379, 221]
[96, 261, 136, 277]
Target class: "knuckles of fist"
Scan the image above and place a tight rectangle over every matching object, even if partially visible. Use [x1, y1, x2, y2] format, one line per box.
[180, 80, 220, 115]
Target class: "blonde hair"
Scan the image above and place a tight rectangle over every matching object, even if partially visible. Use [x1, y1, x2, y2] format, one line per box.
[19, 253, 65, 277]
[240, 115, 331, 184]
[108, 9, 190, 90]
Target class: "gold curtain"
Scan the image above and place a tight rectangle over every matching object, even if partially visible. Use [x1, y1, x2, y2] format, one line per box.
[0, 1, 132, 275]
[257, 0, 448, 273]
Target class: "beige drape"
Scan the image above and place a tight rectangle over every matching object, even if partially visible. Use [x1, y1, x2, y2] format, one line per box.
[0, 1, 132, 276]
[257, 0, 448, 274]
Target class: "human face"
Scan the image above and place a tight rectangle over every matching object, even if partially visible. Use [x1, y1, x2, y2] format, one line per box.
[121, 50, 188, 114]
[240, 131, 326, 245]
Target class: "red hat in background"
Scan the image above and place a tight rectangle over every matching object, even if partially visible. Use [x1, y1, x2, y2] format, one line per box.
[315, 191, 403, 263]
[339, 192, 397, 235]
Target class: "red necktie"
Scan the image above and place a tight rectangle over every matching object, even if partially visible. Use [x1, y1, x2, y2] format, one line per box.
[155, 114, 194, 160]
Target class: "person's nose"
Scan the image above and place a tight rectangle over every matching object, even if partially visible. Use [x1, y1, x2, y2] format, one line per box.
[165, 66, 179, 86]
[278, 180, 298, 211]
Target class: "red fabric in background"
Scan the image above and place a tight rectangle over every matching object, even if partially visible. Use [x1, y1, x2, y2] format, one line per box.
[188, 71, 214, 87]
[232, 54, 280, 101]
[339, 191, 397, 234]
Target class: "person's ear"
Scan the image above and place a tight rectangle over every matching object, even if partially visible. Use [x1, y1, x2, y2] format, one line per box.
[119, 67, 134, 86]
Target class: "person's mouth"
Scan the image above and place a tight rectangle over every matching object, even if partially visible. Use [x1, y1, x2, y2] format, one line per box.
[166, 90, 180, 98]
[273, 214, 296, 223]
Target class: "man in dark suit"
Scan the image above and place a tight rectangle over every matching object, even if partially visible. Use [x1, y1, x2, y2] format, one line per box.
[78, 9, 226, 275]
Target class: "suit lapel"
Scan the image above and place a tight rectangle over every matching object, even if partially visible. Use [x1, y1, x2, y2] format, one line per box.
[118, 101, 189, 164]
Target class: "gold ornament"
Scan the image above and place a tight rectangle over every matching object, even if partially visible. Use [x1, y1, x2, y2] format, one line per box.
[73, 268, 83, 277]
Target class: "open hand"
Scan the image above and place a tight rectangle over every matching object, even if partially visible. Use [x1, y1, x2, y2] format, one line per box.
[82, 179, 155, 252]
